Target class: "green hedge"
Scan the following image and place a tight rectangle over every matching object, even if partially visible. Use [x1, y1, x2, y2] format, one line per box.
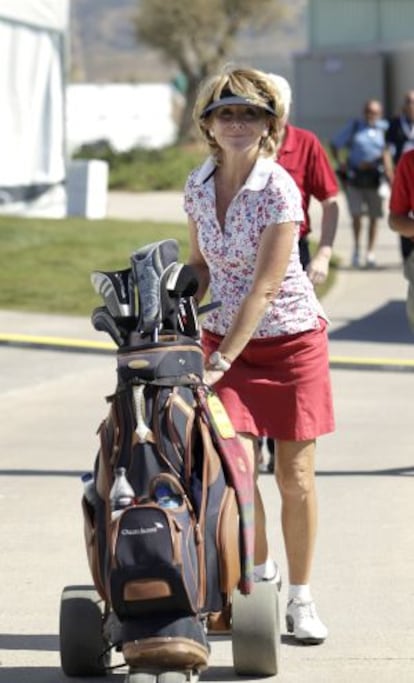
[74, 143, 206, 191]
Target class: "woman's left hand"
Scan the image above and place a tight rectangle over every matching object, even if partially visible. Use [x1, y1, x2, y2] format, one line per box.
[307, 253, 329, 285]
[203, 368, 225, 386]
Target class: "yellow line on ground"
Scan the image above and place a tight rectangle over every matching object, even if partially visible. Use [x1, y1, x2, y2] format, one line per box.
[0, 334, 413, 369]
[0, 332, 115, 351]
[330, 355, 414, 368]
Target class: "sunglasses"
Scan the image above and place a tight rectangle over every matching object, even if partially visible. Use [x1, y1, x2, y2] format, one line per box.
[213, 106, 267, 122]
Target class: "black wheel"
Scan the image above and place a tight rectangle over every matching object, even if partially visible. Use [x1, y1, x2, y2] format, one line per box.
[231, 581, 280, 676]
[59, 585, 111, 676]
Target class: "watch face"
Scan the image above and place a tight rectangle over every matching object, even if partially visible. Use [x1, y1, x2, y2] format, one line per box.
[209, 351, 231, 371]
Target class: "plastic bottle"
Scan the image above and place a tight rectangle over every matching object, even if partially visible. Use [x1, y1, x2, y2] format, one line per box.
[81, 472, 98, 507]
[153, 482, 182, 509]
[110, 467, 135, 517]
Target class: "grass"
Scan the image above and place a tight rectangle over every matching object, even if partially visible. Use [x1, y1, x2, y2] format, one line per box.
[0, 215, 189, 316]
[0, 214, 336, 317]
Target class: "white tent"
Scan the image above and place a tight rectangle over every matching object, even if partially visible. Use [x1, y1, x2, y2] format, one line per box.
[0, 0, 69, 217]
[66, 83, 179, 154]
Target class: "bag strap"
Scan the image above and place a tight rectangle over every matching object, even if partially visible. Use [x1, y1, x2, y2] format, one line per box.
[195, 386, 255, 594]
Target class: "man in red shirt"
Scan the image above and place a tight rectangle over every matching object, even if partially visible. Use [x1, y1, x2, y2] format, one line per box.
[271, 75, 339, 285]
[389, 149, 414, 331]
[262, 76, 339, 474]
[389, 148, 414, 221]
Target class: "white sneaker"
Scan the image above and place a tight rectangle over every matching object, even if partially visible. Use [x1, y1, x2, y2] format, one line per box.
[366, 252, 376, 268]
[286, 598, 328, 644]
[254, 559, 282, 591]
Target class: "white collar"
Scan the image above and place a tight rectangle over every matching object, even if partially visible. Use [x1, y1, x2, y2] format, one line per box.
[194, 155, 275, 191]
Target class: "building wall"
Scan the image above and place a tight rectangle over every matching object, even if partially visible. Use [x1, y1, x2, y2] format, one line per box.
[293, 52, 385, 141]
[308, 0, 414, 50]
[293, 0, 414, 139]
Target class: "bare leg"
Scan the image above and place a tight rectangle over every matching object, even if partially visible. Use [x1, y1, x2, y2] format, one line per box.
[352, 215, 362, 251]
[367, 218, 378, 253]
[275, 439, 317, 584]
[237, 432, 268, 564]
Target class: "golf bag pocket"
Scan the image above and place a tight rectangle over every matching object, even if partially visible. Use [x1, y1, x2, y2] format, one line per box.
[117, 338, 204, 385]
[82, 496, 108, 601]
[196, 420, 241, 612]
[216, 486, 241, 595]
[109, 489, 201, 619]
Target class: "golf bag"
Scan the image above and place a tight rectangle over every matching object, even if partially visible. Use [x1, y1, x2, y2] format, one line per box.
[82, 240, 254, 672]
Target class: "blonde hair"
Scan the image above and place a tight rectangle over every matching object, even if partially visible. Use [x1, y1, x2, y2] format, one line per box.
[193, 65, 285, 161]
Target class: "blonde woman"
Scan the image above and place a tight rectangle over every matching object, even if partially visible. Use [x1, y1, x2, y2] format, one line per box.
[184, 65, 334, 644]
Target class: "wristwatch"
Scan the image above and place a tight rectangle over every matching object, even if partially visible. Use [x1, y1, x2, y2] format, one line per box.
[208, 351, 232, 372]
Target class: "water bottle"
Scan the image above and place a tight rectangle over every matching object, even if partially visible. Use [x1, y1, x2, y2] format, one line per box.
[110, 467, 135, 518]
[153, 482, 182, 509]
[81, 472, 98, 507]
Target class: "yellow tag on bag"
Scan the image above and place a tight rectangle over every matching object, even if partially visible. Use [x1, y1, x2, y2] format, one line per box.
[206, 394, 236, 439]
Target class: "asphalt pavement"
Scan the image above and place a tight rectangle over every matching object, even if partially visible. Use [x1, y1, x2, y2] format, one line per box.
[0, 191, 413, 682]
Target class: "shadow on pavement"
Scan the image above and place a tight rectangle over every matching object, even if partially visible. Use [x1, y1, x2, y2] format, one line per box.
[2, 463, 414, 479]
[0, 634, 58, 651]
[316, 465, 414, 477]
[0, 667, 122, 683]
[0, 469, 85, 477]
[201, 666, 249, 681]
[329, 300, 413, 344]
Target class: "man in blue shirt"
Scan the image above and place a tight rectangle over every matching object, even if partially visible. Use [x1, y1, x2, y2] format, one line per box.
[331, 100, 392, 268]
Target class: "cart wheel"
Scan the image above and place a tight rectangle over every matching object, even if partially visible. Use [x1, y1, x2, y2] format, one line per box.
[59, 584, 111, 676]
[127, 671, 197, 683]
[126, 674, 157, 683]
[231, 581, 280, 676]
[158, 673, 189, 683]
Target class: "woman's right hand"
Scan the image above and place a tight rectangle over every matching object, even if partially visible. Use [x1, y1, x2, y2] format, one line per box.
[203, 368, 225, 386]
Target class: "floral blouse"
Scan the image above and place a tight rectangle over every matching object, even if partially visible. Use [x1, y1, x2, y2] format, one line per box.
[184, 155, 325, 338]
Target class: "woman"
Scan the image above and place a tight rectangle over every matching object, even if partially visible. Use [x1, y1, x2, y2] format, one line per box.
[184, 66, 334, 644]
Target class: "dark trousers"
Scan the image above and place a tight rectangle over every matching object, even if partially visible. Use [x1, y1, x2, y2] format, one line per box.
[401, 236, 413, 261]
[299, 236, 311, 270]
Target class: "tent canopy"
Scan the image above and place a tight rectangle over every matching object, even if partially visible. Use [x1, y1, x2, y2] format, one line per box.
[0, 1, 69, 217]
[0, 0, 68, 32]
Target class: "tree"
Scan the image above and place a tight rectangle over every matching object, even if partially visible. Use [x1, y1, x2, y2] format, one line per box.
[134, 0, 286, 142]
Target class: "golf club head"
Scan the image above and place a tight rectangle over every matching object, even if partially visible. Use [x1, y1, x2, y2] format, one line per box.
[159, 262, 180, 333]
[130, 239, 179, 336]
[91, 268, 134, 318]
[165, 263, 199, 298]
[177, 296, 200, 339]
[91, 305, 125, 347]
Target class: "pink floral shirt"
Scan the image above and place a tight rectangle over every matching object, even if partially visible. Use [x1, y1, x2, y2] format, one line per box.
[184, 155, 325, 337]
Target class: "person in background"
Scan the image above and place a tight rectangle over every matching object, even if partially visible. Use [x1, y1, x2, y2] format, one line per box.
[330, 100, 392, 269]
[386, 89, 414, 263]
[184, 65, 335, 644]
[262, 74, 339, 474]
[388, 149, 414, 331]
[270, 74, 339, 285]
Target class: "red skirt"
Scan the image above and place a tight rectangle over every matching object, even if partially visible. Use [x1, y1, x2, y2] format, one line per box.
[202, 320, 335, 441]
